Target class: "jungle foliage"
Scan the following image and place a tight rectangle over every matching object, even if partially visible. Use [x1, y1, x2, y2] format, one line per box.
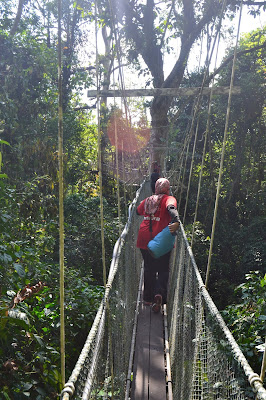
[0, 0, 265, 397]
[0, 0, 121, 398]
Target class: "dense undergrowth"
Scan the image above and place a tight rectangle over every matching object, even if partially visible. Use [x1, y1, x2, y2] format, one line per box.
[0, 177, 121, 399]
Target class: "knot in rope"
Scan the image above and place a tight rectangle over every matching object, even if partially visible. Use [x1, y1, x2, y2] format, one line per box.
[249, 373, 263, 387]
[61, 381, 75, 398]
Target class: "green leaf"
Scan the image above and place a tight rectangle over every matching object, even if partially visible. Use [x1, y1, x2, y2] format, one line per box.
[0, 140, 10, 146]
[33, 333, 44, 346]
[0, 253, 12, 263]
[13, 263, 26, 277]
[260, 277, 266, 287]
[23, 383, 33, 390]
[36, 387, 46, 396]
[1, 392, 11, 400]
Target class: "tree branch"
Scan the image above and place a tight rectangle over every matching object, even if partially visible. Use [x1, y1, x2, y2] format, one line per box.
[10, 0, 28, 37]
[74, 103, 96, 111]
[206, 41, 266, 84]
[160, 0, 175, 47]
[73, 66, 95, 73]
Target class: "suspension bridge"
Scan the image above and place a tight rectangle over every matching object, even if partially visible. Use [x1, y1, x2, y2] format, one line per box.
[59, 180, 266, 400]
[53, 0, 266, 398]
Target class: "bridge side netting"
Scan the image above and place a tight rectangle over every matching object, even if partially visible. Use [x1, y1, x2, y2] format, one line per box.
[61, 180, 150, 400]
[168, 223, 266, 400]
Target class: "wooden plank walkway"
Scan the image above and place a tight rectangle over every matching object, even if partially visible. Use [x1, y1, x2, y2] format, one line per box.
[131, 300, 167, 400]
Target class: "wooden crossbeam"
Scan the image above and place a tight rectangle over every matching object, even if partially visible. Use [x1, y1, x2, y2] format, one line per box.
[87, 86, 241, 98]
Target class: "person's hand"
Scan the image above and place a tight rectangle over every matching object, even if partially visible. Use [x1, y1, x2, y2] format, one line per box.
[169, 221, 180, 234]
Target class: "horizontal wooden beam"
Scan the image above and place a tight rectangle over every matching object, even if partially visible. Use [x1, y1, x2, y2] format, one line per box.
[87, 86, 241, 98]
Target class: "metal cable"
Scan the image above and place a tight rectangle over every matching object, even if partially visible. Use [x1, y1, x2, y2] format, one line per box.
[57, 0, 65, 386]
[205, 2, 243, 288]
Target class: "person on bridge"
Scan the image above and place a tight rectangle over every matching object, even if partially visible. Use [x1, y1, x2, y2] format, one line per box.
[150, 161, 160, 194]
[136, 178, 180, 313]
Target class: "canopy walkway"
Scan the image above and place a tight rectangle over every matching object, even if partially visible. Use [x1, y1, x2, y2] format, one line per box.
[61, 180, 266, 400]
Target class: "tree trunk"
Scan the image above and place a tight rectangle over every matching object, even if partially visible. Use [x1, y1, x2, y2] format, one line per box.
[10, 0, 28, 37]
[150, 102, 169, 173]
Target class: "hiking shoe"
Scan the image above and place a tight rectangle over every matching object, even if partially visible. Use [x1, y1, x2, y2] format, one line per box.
[152, 294, 162, 313]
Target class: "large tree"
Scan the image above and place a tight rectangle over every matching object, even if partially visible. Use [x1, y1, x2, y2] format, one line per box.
[106, 0, 266, 168]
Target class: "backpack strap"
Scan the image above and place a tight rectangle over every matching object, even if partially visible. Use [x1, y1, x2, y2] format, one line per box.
[149, 214, 154, 239]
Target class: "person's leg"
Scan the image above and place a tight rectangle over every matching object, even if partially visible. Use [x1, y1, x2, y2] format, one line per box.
[140, 249, 156, 303]
[155, 251, 171, 304]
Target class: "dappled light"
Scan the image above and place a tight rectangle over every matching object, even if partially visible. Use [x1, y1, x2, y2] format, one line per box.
[107, 110, 150, 153]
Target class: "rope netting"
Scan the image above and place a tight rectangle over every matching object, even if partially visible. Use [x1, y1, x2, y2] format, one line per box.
[61, 180, 150, 400]
[168, 223, 266, 400]
[61, 181, 266, 400]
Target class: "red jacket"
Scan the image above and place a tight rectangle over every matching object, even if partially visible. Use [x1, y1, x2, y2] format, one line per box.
[136, 195, 177, 249]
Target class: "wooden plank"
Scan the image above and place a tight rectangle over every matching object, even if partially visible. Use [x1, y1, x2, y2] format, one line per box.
[149, 311, 166, 400]
[131, 302, 166, 400]
[87, 86, 241, 98]
[132, 303, 151, 400]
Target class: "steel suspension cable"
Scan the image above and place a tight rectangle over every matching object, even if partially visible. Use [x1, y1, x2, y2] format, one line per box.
[57, 0, 65, 387]
[205, 2, 243, 288]
[182, 117, 200, 224]
[182, 9, 225, 224]
[95, 0, 107, 287]
[172, 30, 206, 204]
[113, 100, 122, 237]
[109, 0, 148, 183]
[167, 25, 208, 188]
[173, 140, 186, 197]
[122, 141, 128, 218]
[94, 7, 116, 400]
[108, 0, 130, 122]
[174, 98, 196, 202]
[110, 3, 148, 204]
[191, 31, 222, 248]
[178, 139, 190, 213]
[189, 31, 223, 389]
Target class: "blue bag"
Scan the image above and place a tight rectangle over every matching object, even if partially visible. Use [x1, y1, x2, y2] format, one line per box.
[147, 225, 176, 259]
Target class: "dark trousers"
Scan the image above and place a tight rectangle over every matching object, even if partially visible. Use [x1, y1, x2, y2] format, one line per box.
[140, 249, 171, 304]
